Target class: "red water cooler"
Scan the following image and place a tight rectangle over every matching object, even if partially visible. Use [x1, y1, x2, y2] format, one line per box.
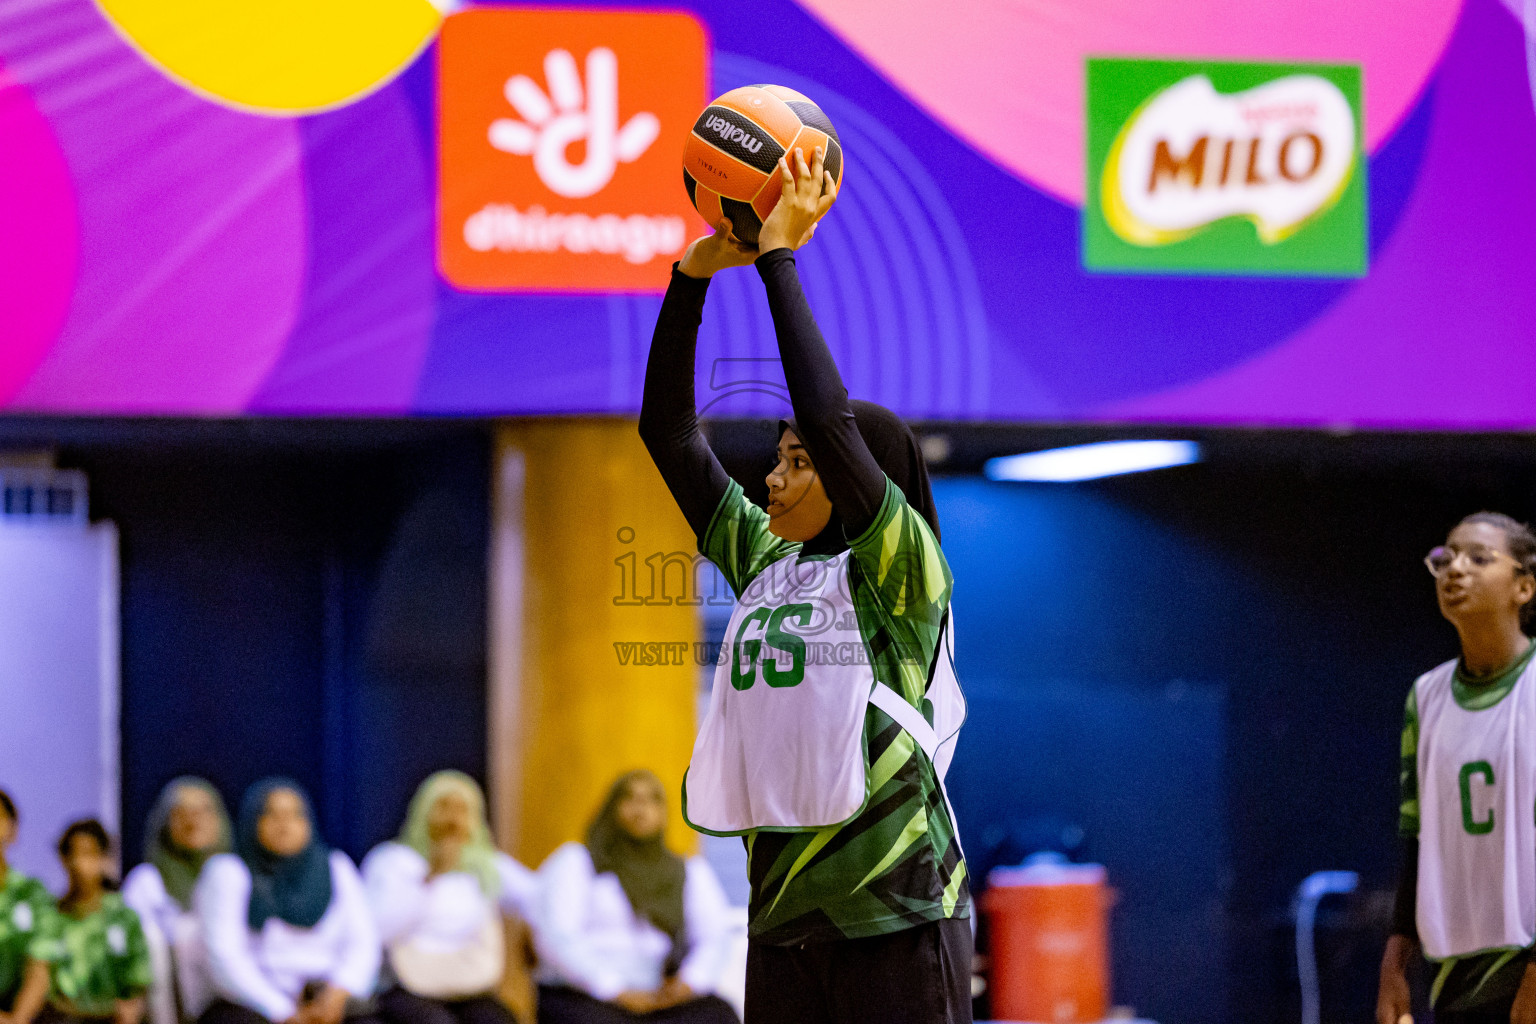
[982, 862, 1111, 1023]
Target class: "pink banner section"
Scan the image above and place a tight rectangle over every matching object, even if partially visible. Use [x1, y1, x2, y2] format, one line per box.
[0, 62, 77, 405]
[0, 0, 307, 414]
[794, 0, 1460, 201]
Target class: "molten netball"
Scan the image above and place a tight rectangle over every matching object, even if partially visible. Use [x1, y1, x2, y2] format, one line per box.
[682, 85, 844, 245]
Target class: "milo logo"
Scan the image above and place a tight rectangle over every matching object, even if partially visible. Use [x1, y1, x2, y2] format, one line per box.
[1103, 74, 1355, 245]
[1084, 59, 1366, 277]
[702, 113, 764, 154]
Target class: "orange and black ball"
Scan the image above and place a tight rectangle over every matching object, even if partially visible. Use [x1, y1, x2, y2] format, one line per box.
[683, 85, 844, 245]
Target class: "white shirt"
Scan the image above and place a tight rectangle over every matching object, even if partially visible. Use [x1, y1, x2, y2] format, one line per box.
[534, 843, 733, 1001]
[195, 852, 381, 1022]
[360, 842, 538, 953]
[122, 863, 218, 1024]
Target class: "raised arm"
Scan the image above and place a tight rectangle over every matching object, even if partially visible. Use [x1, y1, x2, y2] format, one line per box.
[755, 148, 885, 537]
[638, 223, 756, 539]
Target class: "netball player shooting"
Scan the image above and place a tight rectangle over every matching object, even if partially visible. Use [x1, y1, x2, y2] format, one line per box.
[639, 147, 972, 1024]
[1379, 514, 1536, 1024]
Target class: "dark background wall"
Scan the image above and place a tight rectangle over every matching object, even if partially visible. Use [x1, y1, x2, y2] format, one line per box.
[709, 421, 1536, 1022]
[925, 430, 1536, 1024]
[938, 477, 1235, 1023]
[0, 419, 492, 864]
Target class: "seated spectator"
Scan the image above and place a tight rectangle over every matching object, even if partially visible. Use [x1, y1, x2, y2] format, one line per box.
[363, 772, 536, 1024]
[46, 820, 150, 1024]
[535, 772, 737, 1024]
[123, 779, 231, 1024]
[0, 790, 60, 1024]
[194, 780, 381, 1024]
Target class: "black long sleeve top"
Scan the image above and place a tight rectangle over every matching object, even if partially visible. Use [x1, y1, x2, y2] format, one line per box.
[753, 248, 885, 539]
[638, 250, 885, 543]
[636, 268, 729, 539]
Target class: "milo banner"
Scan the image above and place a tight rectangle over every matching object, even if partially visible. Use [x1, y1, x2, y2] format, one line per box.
[1084, 58, 1367, 277]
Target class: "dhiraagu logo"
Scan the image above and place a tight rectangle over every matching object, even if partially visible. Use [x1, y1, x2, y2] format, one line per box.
[1084, 58, 1366, 277]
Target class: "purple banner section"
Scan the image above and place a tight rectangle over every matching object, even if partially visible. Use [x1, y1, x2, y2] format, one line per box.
[1106, 0, 1536, 426]
[0, 0, 1531, 426]
[0, 0, 306, 414]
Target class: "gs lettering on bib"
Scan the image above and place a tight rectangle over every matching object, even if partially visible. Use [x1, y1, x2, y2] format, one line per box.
[1415, 656, 1536, 960]
[684, 549, 877, 834]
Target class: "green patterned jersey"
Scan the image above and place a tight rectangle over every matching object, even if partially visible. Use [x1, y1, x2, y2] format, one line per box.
[1399, 640, 1536, 1011]
[0, 869, 61, 1003]
[49, 893, 151, 1017]
[699, 477, 970, 944]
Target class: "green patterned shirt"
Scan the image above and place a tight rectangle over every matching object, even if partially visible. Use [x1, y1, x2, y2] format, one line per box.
[49, 894, 151, 1017]
[698, 477, 970, 944]
[0, 869, 61, 1004]
[1399, 640, 1536, 1011]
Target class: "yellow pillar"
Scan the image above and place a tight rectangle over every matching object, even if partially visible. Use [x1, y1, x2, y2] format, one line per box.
[489, 419, 701, 866]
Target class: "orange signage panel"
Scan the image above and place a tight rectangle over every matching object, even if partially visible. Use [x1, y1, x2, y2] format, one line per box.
[438, 8, 709, 292]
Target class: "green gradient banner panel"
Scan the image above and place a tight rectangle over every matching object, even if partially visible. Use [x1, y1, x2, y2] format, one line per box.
[1085, 58, 1366, 277]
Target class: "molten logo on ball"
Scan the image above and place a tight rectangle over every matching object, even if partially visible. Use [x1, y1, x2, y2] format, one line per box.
[1084, 58, 1366, 277]
[682, 86, 845, 246]
[701, 115, 765, 155]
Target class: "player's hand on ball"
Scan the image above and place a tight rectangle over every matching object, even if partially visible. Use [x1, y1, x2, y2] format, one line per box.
[757, 146, 837, 254]
[678, 219, 757, 279]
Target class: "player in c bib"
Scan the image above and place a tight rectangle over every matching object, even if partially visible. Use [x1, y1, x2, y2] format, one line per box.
[639, 148, 971, 1024]
[1379, 513, 1536, 1024]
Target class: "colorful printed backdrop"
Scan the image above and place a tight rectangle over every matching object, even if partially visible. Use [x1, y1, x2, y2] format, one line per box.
[0, 0, 1532, 426]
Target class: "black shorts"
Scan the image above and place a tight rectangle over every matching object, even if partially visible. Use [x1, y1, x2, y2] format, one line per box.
[744, 917, 973, 1024]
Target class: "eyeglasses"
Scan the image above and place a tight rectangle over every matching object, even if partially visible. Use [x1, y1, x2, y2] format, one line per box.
[1425, 545, 1529, 578]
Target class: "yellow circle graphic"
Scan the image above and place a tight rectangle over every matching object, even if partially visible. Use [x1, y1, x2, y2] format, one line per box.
[94, 0, 447, 115]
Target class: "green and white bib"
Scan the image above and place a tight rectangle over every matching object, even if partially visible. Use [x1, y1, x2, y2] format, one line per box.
[1416, 655, 1536, 959]
[684, 547, 962, 836]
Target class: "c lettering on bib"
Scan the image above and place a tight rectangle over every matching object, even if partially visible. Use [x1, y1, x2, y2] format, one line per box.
[729, 603, 813, 691]
[1460, 760, 1496, 835]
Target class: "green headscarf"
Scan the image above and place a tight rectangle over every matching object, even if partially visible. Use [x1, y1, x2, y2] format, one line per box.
[400, 771, 501, 900]
[586, 771, 686, 969]
[144, 777, 232, 909]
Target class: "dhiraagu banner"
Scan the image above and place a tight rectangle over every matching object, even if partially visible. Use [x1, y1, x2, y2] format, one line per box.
[1084, 58, 1366, 277]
